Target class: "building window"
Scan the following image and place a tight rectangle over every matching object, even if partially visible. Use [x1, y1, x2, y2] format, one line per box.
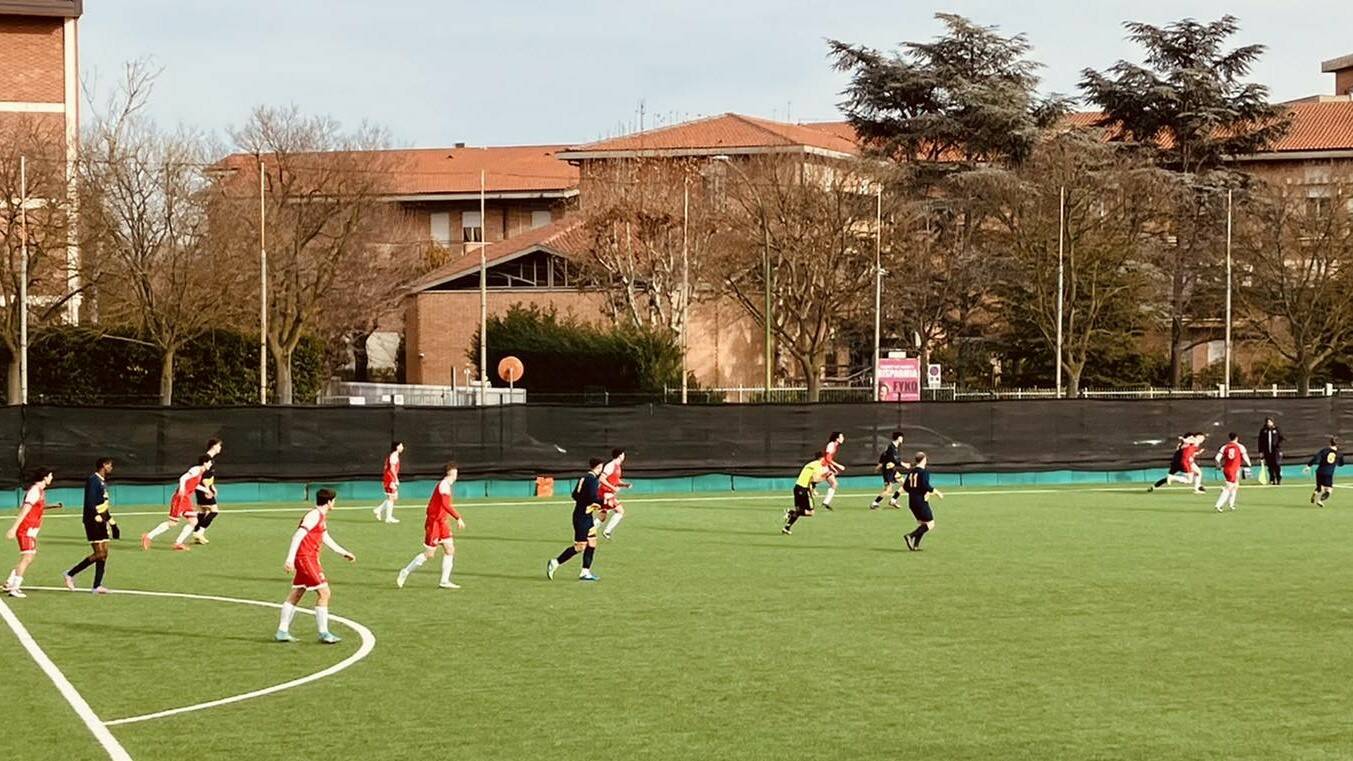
[462, 211, 483, 243]
[530, 210, 552, 229]
[430, 211, 452, 246]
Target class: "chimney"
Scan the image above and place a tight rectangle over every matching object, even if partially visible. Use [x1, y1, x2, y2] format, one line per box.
[1322, 54, 1353, 96]
[454, 142, 466, 149]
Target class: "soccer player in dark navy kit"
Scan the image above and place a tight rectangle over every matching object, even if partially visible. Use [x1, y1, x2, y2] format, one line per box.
[546, 458, 604, 582]
[902, 452, 943, 551]
[63, 458, 117, 593]
[870, 431, 907, 510]
[1304, 437, 1346, 508]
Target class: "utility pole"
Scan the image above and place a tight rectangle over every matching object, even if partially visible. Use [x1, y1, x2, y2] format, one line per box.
[1224, 188, 1233, 398]
[1056, 186, 1065, 399]
[873, 183, 883, 401]
[18, 156, 29, 405]
[258, 155, 269, 404]
[479, 169, 489, 403]
[681, 176, 690, 404]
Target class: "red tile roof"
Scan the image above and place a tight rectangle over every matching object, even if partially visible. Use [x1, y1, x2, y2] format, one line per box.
[216, 145, 578, 197]
[1063, 102, 1353, 153]
[560, 113, 860, 157]
[410, 219, 587, 292]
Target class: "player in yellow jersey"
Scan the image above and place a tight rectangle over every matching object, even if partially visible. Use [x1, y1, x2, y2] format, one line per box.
[782, 453, 830, 535]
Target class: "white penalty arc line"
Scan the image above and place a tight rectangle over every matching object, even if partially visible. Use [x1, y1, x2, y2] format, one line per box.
[22, 586, 376, 727]
[0, 594, 134, 760]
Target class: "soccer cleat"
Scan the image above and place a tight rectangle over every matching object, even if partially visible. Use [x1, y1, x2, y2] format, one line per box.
[274, 630, 296, 643]
[904, 534, 917, 551]
[1216, 505, 1224, 512]
[140, 533, 152, 551]
[602, 532, 613, 541]
[192, 531, 210, 545]
[373, 506, 383, 521]
[62, 574, 76, 591]
[91, 586, 110, 595]
[1311, 492, 1318, 504]
[889, 501, 900, 509]
[546, 558, 559, 580]
[384, 517, 400, 524]
[579, 572, 599, 582]
[172, 543, 190, 552]
[438, 581, 461, 589]
[781, 525, 792, 535]
[319, 632, 342, 645]
[1229, 504, 1237, 511]
[8, 588, 26, 598]
[821, 502, 834, 512]
[870, 502, 880, 511]
[396, 570, 408, 589]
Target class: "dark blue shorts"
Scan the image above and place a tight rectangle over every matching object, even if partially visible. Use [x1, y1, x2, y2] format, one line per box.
[572, 511, 597, 542]
[1317, 473, 1335, 489]
[909, 501, 933, 522]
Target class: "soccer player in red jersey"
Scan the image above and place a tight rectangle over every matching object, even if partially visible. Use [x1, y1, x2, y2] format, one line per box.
[1180, 433, 1207, 494]
[598, 448, 631, 540]
[277, 488, 354, 644]
[820, 432, 846, 510]
[396, 462, 466, 589]
[3, 468, 61, 599]
[1214, 432, 1251, 512]
[374, 441, 404, 524]
[142, 454, 213, 551]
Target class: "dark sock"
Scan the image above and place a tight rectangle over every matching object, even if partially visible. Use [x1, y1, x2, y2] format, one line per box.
[67, 557, 94, 577]
[582, 547, 595, 569]
[913, 524, 930, 547]
[93, 560, 106, 588]
[891, 491, 902, 502]
[871, 496, 883, 506]
[1153, 477, 1168, 488]
[786, 510, 800, 527]
[198, 512, 217, 530]
[555, 546, 578, 565]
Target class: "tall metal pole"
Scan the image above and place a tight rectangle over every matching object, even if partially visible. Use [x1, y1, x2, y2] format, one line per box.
[680, 177, 690, 405]
[257, 156, 268, 405]
[873, 184, 883, 401]
[18, 156, 29, 405]
[763, 221, 772, 394]
[1224, 188, 1233, 398]
[1056, 186, 1065, 399]
[479, 169, 489, 403]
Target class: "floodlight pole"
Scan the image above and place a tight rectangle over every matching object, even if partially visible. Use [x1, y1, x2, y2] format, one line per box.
[1224, 188, 1233, 398]
[18, 156, 29, 405]
[681, 176, 690, 405]
[872, 183, 882, 401]
[479, 169, 489, 404]
[257, 155, 268, 405]
[1055, 186, 1065, 400]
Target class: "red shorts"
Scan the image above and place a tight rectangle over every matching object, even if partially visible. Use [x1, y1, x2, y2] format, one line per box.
[291, 556, 327, 590]
[1222, 471, 1241, 485]
[600, 492, 622, 510]
[383, 478, 398, 496]
[16, 527, 38, 554]
[169, 493, 196, 520]
[424, 517, 452, 547]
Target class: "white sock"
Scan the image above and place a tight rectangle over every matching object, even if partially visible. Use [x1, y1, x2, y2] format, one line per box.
[440, 555, 454, 584]
[314, 605, 330, 634]
[174, 524, 195, 545]
[1228, 489, 1238, 508]
[604, 512, 624, 535]
[825, 487, 836, 504]
[1214, 490, 1227, 509]
[278, 602, 297, 632]
[147, 521, 173, 540]
[402, 554, 426, 575]
[580, 566, 591, 577]
[10, 574, 21, 590]
[4, 571, 15, 587]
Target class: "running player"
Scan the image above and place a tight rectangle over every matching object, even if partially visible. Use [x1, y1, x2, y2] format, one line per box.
[598, 448, 631, 540]
[3, 468, 61, 599]
[142, 454, 213, 551]
[902, 452, 944, 551]
[374, 441, 404, 524]
[783, 453, 829, 535]
[63, 458, 117, 594]
[1148, 435, 1193, 491]
[396, 462, 466, 589]
[820, 432, 846, 510]
[1184, 433, 1207, 493]
[277, 488, 355, 644]
[1213, 432, 1251, 512]
[1304, 437, 1346, 508]
[870, 431, 907, 510]
[192, 439, 223, 545]
[546, 458, 604, 582]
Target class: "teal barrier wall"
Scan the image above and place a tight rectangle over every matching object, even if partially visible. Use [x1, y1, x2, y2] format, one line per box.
[0, 467, 1330, 509]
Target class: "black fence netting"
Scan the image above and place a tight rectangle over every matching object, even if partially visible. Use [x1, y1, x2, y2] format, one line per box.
[2, 399, 1347, 488]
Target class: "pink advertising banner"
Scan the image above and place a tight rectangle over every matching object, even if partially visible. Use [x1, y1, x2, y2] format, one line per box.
[877, 357, 921, 402]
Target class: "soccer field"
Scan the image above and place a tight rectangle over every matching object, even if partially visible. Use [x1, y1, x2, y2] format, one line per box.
[5, 482, 1353, 761]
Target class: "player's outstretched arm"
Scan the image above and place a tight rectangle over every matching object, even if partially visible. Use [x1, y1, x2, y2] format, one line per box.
[322, 531, 355, 562]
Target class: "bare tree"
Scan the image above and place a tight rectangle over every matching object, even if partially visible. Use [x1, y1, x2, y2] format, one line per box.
[575, 157, 720, 338]
[229, 105, 417, 403]
[1237, 182, 1353, 394]
[718, 158, 875, 401]
[984, 132, 1162, 396]
[80, 61, 242, 404]
[0, 117, 73, 403]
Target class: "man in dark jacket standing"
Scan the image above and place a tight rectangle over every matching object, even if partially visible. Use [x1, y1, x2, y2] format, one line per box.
[1257, 418, 1284, 485]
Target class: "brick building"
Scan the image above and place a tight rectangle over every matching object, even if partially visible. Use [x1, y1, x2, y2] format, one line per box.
[0, 0, 81, 322]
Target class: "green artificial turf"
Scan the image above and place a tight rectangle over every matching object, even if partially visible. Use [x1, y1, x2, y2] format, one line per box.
[4, 482, 1353, 761]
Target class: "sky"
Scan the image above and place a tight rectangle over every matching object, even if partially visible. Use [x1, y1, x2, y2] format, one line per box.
[80, 1, 1353, 150]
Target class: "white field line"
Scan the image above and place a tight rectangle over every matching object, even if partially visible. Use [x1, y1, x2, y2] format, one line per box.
[0, 595, 134, 761]
[22, 586, 376, 727]
[33, 481, 1324, 519]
